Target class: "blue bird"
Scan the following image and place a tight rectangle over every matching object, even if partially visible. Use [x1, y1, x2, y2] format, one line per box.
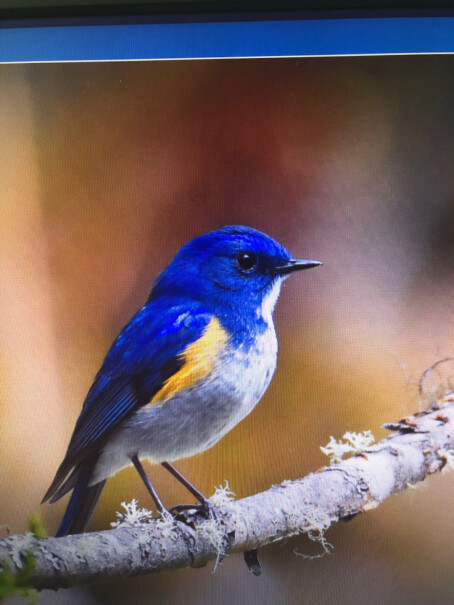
[43, 226, 321, 536]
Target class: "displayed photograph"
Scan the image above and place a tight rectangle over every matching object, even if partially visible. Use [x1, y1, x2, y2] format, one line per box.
[1, 53, 453, 604]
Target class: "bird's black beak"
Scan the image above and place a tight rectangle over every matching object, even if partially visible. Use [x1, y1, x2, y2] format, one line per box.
[273, 258, 322, 276]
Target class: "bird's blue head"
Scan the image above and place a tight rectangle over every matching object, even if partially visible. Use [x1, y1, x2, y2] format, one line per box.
[151, 226, 321, 319]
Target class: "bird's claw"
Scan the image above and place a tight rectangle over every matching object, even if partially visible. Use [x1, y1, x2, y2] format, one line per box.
[169, 499, 218, 525]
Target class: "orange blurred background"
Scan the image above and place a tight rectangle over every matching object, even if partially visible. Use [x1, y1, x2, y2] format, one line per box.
[0, 56, 453, 604]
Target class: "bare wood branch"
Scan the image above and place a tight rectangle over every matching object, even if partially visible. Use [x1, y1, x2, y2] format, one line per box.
[1, 391, 453, 591]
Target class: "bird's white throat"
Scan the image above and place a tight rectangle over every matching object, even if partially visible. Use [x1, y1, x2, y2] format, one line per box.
[258, 278, 282, 325]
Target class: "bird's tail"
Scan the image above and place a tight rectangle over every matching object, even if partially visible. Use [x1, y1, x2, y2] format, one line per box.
[55, 461, 106, 538]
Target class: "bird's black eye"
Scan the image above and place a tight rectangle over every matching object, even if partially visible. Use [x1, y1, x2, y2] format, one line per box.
[237, 251, 258, 273]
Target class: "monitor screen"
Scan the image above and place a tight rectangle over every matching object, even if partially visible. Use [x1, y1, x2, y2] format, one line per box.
[1, 8, 453, 605]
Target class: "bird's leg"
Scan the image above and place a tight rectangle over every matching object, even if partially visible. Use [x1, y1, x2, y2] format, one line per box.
[161, 462, 206, 502]
[131, 455, 197, 559]
[162, 461, 216, 520]
[131, 455, 167, 514]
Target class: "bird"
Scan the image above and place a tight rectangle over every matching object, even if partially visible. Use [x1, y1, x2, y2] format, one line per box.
[42, 225, 321, 537]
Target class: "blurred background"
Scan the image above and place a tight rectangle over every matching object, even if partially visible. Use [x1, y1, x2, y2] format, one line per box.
[0, 56, 453, 604]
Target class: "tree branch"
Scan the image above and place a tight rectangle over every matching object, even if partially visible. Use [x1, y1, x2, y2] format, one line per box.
[1, 391, 453, 591]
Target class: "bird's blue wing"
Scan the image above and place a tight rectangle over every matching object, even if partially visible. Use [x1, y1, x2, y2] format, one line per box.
[69, 300, 212, 462]
[43, 300, 212, 502]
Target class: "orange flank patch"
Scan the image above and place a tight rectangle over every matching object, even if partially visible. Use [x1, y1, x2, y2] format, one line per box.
[150, 317, 228, 404]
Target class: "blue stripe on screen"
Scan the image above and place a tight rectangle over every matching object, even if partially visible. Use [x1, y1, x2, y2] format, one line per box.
[1, 17, 454, 63]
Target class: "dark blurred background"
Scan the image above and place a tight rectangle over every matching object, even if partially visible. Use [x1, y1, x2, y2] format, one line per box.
[1, 56, 453, 604]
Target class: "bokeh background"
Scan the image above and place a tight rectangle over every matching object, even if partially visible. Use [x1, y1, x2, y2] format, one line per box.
[1, 56, 453, 604]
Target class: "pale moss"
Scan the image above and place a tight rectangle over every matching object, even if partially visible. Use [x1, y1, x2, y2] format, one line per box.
[110, 499, 154, 528]
[154, 511, 180, 541]
[200, 518, 227, 573]
[294, 506, 334, 559]
[320, 430, 375, 464]
[209, 481, 235, 508]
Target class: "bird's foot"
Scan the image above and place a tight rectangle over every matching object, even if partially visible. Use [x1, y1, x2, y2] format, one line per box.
[169, 498, 218, 525]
